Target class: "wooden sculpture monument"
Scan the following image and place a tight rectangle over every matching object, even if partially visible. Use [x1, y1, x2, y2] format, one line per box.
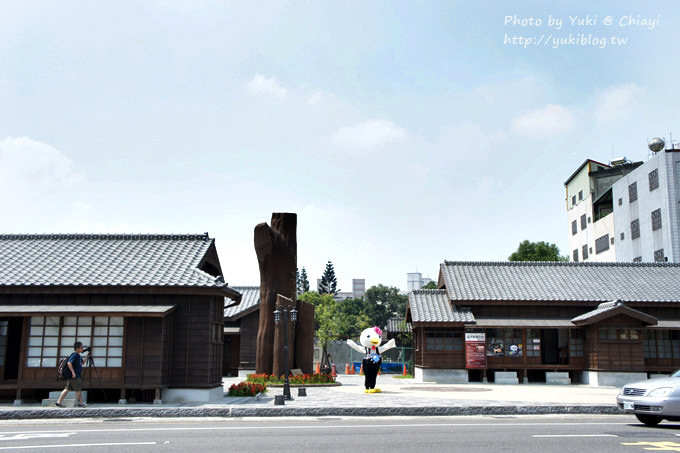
[254, 212, 314, 376]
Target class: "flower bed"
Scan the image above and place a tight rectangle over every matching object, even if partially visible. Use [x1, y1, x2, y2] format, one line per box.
[227, 381, 267, 397]
[246, 373, 336, 386]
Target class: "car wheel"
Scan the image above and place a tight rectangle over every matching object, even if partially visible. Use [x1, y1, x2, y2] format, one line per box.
[635, 414, 662, 426]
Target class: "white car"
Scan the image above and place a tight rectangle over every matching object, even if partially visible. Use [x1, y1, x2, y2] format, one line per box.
[617, 370, 680, 426]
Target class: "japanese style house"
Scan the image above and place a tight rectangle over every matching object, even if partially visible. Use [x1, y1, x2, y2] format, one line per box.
[0, 234, 241, 404]
[407, 261, 680, 386]
[223, 286, 260, 377]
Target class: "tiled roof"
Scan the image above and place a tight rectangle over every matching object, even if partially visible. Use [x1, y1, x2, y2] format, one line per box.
[385, 317, 412, 333]
[0, 234, 240, 299]
[224, 286, 260, 319]
[407, 289, 475, 324]
[441, 261, 680, 303]
[571, 300, 658, 325]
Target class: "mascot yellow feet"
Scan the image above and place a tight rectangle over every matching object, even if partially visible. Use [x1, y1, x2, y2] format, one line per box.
[365, 388, 382, 394]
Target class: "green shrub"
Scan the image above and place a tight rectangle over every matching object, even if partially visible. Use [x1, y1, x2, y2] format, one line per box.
[227, 381, 266, 397]
[245, 373, 335, 385]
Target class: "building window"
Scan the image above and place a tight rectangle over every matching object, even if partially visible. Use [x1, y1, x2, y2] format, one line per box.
[571, 220, 577, 235]
[588, 217, 591, 224]
[610, 237, 615, 245]
[425, 331, 462, 352]
[580, 214, 587, 230]
[631, 219, 640, 239]
[572, 249, 579, 262]
[633, 256, 642, 262]
[618, 197, 623, 206]
[578, 190, 583, 200]
[0, 320, 7, 367]
[654, 249, 665, 262]
[644, 331, 680, 359]
[486, 328, 523, 357]
[598, 328, 640, 342]
[595, 234, 610, 254]
[649, 169, 659, 191]
[526, 329, 540, 357]
[569, 330, 584, 358]
[27, 316, 124, 368]
[651, 209, 662, 231]
[620, 232, 625, 241]
[582, 244, 589, 260]
[629, 182, 638, 202]
[572, 195, 576, 206]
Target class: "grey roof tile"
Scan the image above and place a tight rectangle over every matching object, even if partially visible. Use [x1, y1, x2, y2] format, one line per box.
[0, 234, 238, 297]
[571, 300, 658, 325]
[224, 286, 260, 319]
[385, 317, 412, 333]
[408, 289, 475, 324]
[441, 261, 680, 303]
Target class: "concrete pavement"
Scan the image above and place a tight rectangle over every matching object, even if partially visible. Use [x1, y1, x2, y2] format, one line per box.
[0, 374, 623, 419]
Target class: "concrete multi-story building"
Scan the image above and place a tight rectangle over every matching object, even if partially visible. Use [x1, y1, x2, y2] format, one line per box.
[329, 278, 366, 300]
[612, 148, 680, 263]
[564, 159, 641, 262]
[407, 272, 433, 292]
[565, 139, 680, 263]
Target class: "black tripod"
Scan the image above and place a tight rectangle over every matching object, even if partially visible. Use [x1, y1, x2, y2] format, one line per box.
[84, 350, 107, 402]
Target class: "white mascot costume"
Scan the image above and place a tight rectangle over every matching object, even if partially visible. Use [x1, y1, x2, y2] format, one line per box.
[347, 326, 396, 393]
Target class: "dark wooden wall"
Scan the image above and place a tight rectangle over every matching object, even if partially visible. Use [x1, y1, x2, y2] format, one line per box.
[238, 312, 259, 370]
[168, 295, 224, 388]
[124, 316, 173, 388]
[585, 315, 645, 371]
[0, 292, 225, 391]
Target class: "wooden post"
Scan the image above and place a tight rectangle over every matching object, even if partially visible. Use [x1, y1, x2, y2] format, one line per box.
[254, 213, 297, 375]
[273, 294, 296, 377]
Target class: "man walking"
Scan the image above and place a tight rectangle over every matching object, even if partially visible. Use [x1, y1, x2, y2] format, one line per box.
[55, 341, 88, 407]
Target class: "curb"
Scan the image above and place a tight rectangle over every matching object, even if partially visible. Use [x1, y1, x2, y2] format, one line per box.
[0, 405, 623, 420]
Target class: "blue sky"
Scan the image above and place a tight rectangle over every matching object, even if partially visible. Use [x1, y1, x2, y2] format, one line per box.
[1, 1, 678, 291]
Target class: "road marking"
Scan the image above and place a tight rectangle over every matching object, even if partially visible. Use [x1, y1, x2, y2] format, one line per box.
[0, 442, 156, 450]
[622, 441, 680, 451]
[0, 434, 75, 441]
[0, 421, 631, 436]
[533, 434, 618, 438]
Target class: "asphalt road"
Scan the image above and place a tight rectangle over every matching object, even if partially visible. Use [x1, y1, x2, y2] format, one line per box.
[0, 415, 678, 452]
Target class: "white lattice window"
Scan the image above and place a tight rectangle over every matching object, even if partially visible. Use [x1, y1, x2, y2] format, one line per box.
[27, 316, 124, 368]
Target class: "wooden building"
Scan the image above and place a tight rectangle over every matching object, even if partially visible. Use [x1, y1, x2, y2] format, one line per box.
[223, 286, 260, 377]
[223, 286, 315, 377]
[407, 261, 680, 386]
[0, 234, 241, 404]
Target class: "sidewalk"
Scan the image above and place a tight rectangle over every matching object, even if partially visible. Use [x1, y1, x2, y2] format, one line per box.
[0, 374, 623, 420]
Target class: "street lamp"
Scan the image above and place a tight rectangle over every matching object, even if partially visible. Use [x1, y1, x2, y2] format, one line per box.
[274, 306, 297, 401]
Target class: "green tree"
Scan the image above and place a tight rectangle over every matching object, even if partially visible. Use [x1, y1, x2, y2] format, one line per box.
[421, 281, 438, 289]
[318, 260, 339, 295]
[335, 297, 372, 340]
[508, 240, 568, 262]
[396, 318, 413, 347]
[298, 291, 338, 371]
[365, 284, 408, 328]
[297, 267, 310, 293]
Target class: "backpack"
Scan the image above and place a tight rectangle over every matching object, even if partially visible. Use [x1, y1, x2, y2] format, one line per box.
[57, 354, 74, 381]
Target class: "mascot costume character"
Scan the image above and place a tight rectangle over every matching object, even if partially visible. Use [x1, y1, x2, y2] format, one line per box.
[347, 326, 396, 393]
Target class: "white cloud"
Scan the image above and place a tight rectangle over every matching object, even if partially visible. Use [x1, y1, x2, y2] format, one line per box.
[331, 119, 407, 150]
[246, 74, 287, 100]
[307, 90, 323, 105]
[0, 136, 81, 188]
[594, 83, 645, 123]
[512, 104, 575, 139]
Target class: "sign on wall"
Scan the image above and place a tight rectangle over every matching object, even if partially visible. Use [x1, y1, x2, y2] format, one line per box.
[465, 331, 486, 369]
